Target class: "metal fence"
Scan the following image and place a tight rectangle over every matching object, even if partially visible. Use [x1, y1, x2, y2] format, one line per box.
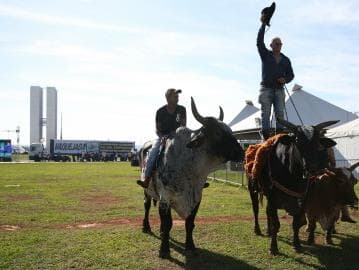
[208, 162, 248, 187]
[209, 159, 359, 187]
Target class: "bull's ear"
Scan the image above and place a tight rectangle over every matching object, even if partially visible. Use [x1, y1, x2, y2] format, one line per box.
[277, 135, 293, 145]
[349, 162, 359, 172]
[187, 132, 205, 148]
[320, 137, 337, 148]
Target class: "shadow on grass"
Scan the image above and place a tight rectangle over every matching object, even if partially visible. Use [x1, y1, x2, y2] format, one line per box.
[145, 232, 259, 270]
[277, 232, 359, 270]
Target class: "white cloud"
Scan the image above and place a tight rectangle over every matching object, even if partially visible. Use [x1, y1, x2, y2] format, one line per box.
[287, 0, 359, 24]
[0, 4, 141, 33]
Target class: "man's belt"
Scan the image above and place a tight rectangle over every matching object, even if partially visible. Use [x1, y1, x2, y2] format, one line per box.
[261, 82, 284, 89]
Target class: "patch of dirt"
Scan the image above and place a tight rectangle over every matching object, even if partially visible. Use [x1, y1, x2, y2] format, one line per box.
[53, 215, 276, 230]
[64, 190, 127, 212]
[2, 212, 358, 231]
[0, 225, 21, 231]
[5, 194, 39, 201]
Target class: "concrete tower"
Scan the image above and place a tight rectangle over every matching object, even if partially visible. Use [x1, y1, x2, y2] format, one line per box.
[30, 86, 43, 144]
[46, 87, 57, 150]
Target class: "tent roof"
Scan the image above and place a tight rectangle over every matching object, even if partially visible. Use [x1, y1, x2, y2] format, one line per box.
[326, 118, 359, 138]
[228, 100, 259, 127]
[231, 85, 358, 131]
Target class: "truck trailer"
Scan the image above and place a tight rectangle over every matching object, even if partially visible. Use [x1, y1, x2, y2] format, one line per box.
[29, 139, 135, 162]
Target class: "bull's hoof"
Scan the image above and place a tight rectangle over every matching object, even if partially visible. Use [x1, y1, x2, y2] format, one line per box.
[185, 248, 199, 257]
[325, 238, 334, 245]
[307, 238, 314, 246]
[185, 242, 196, 252]
[142, 226, 152, 234]
[254, 227, 263, 236]
[294, 245, 302, 253]
[159, 250, 170, 259]
[269, 248, 279, 256]
[341, 216, 356, 223]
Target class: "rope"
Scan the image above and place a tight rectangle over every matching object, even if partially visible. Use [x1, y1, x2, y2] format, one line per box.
[272, 180, 305, 198]
[284, 85, 304, 125]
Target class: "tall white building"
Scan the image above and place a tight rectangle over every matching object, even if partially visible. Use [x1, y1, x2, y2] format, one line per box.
[29, 86, 58, 149]
[46, 87, 57, 150]
[30, 86, 43, 144]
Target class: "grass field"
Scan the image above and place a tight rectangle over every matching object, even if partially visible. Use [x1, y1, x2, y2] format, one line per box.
[0, 162, 358, 269]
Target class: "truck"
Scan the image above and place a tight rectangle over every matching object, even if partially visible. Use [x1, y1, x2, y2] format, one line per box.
[0, 139, 12, 162]
[29, 139, 135, 162]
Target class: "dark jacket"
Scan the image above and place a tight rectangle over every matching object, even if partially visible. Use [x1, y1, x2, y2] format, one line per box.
[257, 24, 294, 88]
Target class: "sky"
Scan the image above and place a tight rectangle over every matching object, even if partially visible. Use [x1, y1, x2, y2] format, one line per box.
[1, 0, 358, 146]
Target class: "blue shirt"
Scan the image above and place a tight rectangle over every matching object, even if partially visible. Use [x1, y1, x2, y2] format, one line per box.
[257, 24, 294, 88]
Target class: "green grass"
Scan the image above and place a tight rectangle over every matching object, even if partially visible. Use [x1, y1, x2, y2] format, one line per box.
[0, 162, 358, 269]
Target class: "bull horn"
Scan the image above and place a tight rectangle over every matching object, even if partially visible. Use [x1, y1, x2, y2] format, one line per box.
[191, 97, 206, 125]
[276, 117, 297, 132]
[349, 162, 359, 172]
[219, 106, 224, 121]
[314, 120, 340, 131]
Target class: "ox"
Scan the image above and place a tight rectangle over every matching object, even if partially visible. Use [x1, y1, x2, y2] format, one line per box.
[247, 118, 338, 255]
[306, 163, 359, 245]
[139, 97, 244, 258]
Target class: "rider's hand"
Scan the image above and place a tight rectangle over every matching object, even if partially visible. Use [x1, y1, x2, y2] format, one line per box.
[277, 77, 286, 84]
[260, 14, 267, 24]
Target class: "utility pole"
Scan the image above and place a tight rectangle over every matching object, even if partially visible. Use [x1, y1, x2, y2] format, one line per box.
[60, 112, 63, 140]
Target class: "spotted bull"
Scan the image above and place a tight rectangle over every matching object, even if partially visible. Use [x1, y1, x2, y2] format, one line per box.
[140, 97, 244, 258]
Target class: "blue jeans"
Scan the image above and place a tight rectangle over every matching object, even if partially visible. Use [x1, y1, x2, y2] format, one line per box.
[258, 86, 285, 133]
[144, 138, 161, 179]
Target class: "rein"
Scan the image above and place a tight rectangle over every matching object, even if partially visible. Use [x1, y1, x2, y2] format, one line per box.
[267, 147, 312, 199]
[271, 180, 306, 198]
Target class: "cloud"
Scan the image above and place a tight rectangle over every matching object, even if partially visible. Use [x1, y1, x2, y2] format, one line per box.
[287, 0, 359, 25]
[0, 4, 141, 33]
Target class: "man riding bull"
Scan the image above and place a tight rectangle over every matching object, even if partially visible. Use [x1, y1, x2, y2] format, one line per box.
[257, 3, 294, 140]
[137, 88, 187, 188]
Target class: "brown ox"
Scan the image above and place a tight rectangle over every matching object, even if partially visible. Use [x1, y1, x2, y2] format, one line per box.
[306, 163, 359, 245]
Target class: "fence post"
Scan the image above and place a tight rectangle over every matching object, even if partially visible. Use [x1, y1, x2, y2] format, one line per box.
[241, 163, 244, 187]
[226, 164, 228, 181]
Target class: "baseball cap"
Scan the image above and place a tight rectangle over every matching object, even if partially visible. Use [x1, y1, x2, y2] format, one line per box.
[165, 88, 182, 98]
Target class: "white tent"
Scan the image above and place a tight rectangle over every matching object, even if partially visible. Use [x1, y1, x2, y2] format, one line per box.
[228, 100, 259, 127]
[326, 118, 359, 176]
[231, 84, 358, 131]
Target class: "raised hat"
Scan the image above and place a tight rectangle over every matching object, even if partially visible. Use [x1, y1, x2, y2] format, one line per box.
[261, 2, 276, 26]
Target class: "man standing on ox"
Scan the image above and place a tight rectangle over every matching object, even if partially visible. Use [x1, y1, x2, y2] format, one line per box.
[137, 88, 186, 188]
[257, 3, 294, 140]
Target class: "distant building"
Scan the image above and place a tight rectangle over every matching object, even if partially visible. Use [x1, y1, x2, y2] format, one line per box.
[29, 86, 58, 150]
[30, 86, 43, 144]
[46, 87, 57, 150]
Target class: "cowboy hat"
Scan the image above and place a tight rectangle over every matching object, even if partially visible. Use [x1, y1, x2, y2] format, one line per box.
[261, 2, 276, 26]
